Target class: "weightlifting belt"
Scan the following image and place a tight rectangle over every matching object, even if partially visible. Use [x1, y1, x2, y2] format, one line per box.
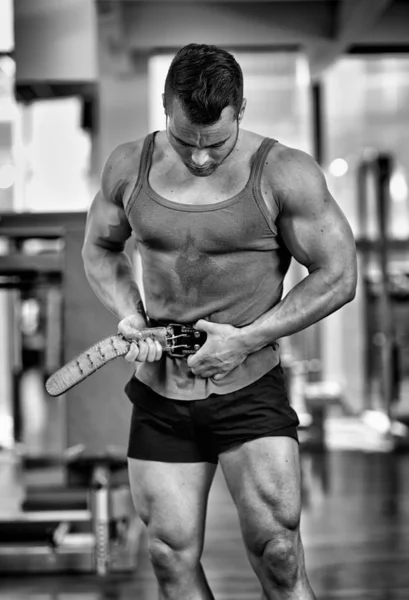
[45, 324, 207, 397]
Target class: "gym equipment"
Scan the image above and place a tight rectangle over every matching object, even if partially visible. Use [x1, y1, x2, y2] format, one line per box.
[357, 154, 408, 417]
[0, 445, 140, 575]
[45, 324, 207, 396]
[0, 213, 142, 573]
[357, 153, 409, 447]
[0, 211, 134, 453]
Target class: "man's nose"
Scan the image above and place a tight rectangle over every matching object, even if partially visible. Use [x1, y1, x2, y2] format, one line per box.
[191, 150, 209, 166]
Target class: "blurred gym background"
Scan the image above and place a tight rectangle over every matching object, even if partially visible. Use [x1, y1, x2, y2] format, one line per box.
[1, 1, 409, 598]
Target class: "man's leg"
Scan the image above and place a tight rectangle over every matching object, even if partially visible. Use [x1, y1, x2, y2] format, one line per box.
[128, 457, 217, 600]
[219, 436, 315, 600]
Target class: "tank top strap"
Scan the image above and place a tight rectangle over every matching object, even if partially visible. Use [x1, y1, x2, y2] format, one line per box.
[125, 131, 158, 216]
[249, 137, 278, 192]
[248, 137, 279, 234]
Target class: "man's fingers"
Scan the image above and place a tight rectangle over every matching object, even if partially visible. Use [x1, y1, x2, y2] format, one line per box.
[187, 349, 203, 369]
[135, 339, 149, 362]
[154, 340, 163, 360]
[124, 338, 163, 363]
[145, 338, 163, 362]
[124, 341, 140, 363]
[212, 372, 228, 381]
[193, 319, 217, 333]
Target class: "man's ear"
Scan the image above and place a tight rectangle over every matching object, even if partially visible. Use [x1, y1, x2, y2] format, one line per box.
[162, 93, 166, 113]
[238, 98, 247, 123]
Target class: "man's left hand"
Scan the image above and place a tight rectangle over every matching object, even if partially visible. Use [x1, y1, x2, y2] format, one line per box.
[187, 319, 248, 380]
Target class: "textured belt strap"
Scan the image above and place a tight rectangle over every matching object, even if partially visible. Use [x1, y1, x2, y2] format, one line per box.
[45, 324, 206, 397]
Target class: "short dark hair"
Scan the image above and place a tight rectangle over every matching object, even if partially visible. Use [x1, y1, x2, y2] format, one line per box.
[164, 43, 243, 125]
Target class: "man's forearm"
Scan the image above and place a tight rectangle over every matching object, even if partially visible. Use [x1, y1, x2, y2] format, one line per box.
[240, 269, 356, 354]
[82, 245, 146, 323]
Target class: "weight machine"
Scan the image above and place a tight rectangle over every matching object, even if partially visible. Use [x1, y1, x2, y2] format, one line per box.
[0, 212, 141, 574]
[357, 153, 409, 442]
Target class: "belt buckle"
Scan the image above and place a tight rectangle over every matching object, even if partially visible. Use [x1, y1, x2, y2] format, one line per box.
[165, 324, 207, 358]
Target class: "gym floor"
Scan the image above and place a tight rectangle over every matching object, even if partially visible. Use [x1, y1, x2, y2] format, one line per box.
[1, 448, 409, 599]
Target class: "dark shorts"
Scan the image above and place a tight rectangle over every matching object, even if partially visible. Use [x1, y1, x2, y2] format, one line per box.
[125, 364, 299, 464]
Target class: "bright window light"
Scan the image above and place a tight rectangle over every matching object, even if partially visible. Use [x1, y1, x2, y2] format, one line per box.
[0, 164, 16, 189]
[390, 170, 408, 203]
[24, 98, 91, 211]
[0, 0, 14, 53]
[329, 158, 348, 177]
[0, 56, 15, 78]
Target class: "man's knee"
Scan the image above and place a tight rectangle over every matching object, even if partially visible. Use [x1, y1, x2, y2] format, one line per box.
[149, 537, 199, 582]
[260, 532, 301, 589]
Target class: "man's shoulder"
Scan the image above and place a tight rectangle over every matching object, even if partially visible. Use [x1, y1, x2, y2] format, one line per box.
[101, 135, 152, 205]
[264, 142, 317, 174]
[242, 132, 317, 181]
[104, 137, 147, 181]
[263, 142, 323, 194]
[255, 139, 327, 214]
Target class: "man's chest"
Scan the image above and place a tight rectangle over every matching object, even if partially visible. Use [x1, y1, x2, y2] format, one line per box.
[149, 159, 252, 205]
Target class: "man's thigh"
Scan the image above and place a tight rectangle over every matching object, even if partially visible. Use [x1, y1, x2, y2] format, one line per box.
[218, 436, 301, 553]
[128, 457, 217, 551]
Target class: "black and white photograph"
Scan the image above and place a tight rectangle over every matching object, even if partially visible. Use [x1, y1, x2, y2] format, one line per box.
[0, 1, 409, 598]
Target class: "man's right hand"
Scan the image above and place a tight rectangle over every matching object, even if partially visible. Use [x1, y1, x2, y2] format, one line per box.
[118, 315, 163, 363]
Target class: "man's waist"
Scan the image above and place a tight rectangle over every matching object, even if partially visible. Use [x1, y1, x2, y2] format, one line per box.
[147, 319, 206, 358]
[135, 344, 280, 400]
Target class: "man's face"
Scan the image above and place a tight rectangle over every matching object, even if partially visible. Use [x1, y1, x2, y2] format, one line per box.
[165, 97, 244, 178]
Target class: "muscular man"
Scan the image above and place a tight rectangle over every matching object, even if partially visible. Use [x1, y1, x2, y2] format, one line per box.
[82, 43, 357, 600]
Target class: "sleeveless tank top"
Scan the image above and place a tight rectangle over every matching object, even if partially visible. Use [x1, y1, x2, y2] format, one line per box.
[125, 132, 291, 400]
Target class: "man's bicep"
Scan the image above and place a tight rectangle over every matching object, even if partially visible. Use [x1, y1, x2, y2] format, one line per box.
[278, 176, 355, 274]
[83, 190, 132, 253]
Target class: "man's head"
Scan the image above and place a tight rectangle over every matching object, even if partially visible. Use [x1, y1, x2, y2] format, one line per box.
[164, 43, 244, 125]
[163, 43, 246, 177]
